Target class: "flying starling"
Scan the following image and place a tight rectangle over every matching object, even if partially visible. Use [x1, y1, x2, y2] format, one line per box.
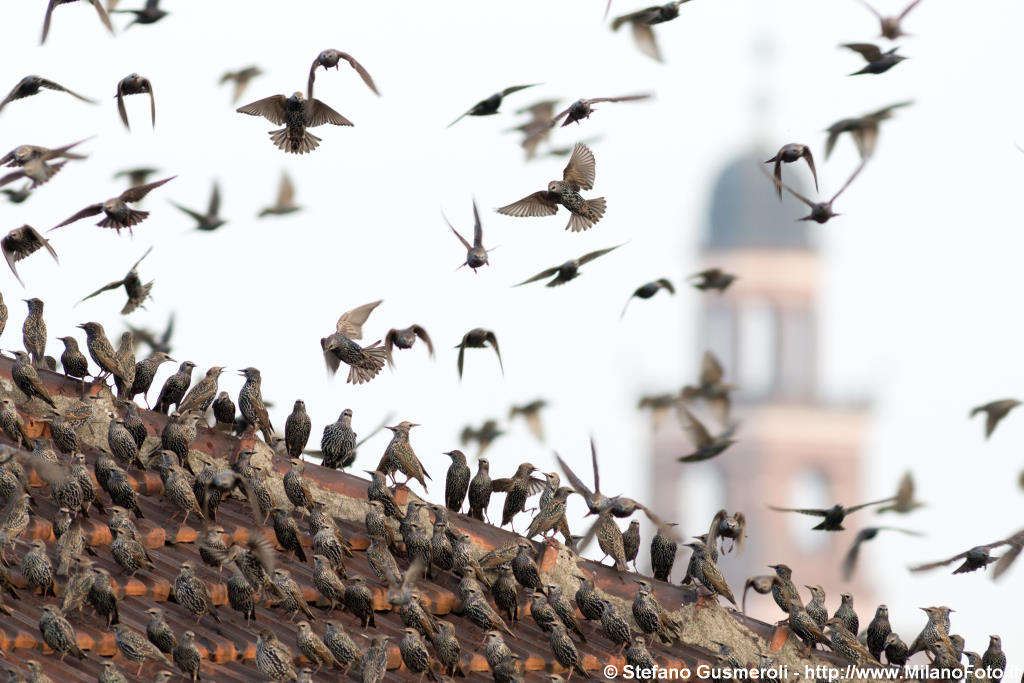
[688, 268, 737, 293]
[498, 142, 606, 232]
[449, 84, 539, 127]
[842, 43, 908, 75]
[971, 399, 1021, 439]
[707, 509, 747, 554]
[508, 99, 561, 159]
[468, 457, 493, 521]
[321, 299, 387, 384]
[509, 399, 547, 441]
[444, 450, 470, 512]
[769, 495, 896, 531]
[910, 535, 1020, 574]
[493, 463, 545, 529]
[855, 0, 923, 40]
[621, 278, 674, 317]
[878, 470, 926, 514]
[446, 198, 492, 272]
[516, 243, 624, 288]
[79, 246, 155, 314]
[675, 405, 735, 462]
[258, 171, 302, 217]
[764, 143, 817, 199]
[40, 0, 113, 43]
[384, 325, 434, 367]
[682, 349, 736, 422]
[237, 91, 352, 154]
[255, 629, 298, 682]
[762, 160, 866, 224]
[456, 328, 503, 380]
[550, 94, 651, 127]
[113, 73, 156, 131]
[237, 366, 275, 442]
[0, 75, 95, 112]
[112, 0, 168, 27]
[825, 101, 913, 160]
[51, 176, 175, 235]
[842, 526, 922, 579]
[0, 139, 87, 190]
[220, 66, 263, 104]
[461, 419, 504, 457]
[307, 49, 379, 99]
[172, 182, 226, 231]
[11, 350, 55, 407]
[611, 2, 692, 62]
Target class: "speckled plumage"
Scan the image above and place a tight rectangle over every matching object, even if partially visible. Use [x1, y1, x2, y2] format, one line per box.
[321, 409, 357, 469]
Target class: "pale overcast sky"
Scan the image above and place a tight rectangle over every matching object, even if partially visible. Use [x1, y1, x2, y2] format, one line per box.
[2, 0, 1023, 662]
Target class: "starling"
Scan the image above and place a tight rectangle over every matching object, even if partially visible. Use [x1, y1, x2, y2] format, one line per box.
[114, 624, 171, 675]
[637, 393, 678, 432]
[825, 102, 913, 160]
[707, 508, 746, 555]
[842, 43, 908, 75]
[508, 399, 547, 442]
[763, 144, 818, 201]
[633, 580, 682, 645]
[498, 143, 606, 232]
[484, 631, 513, 670]
[377, 421, 431, 491]
[51, 177, 175, 235]
[855, 0, 923, 40]
[99, 661, 129, 683]
[843, 526, 922, 579]
[539, 472, 561, 510]
[768, 495, 896, 531]
[493, 654, 525, 683]
[688, 268, 737, 294]
[573, 574, 604, 623]
[108, 416, 142, 468]
[237, 366, 275, 442]
[623, 520, 641, 570]
[461, 419, 504, 458]
[22, 539, 56, 598]
[493, 463, 545, 529]
[359, 634, 389, 683]
[611, 2, 691, 62]
[366, 533, 401, 583]
[439, 449, 471, 513]
[344, 575, 376, 628]
[804, 585, 828, 629]
[626, 635, 657, 671]
[432, 620, 462, 677]
[78, 246, 155, 314]
[208, 391, 234, 432]
[321, 300, 388, 384]
[145, 607, 177, 654]
[172, 631, 201, 683]
[877, 471, 926, 514]
[833, 592, 860, 636]
[399, 627, 432, 678]
[455, 328, 503, 380]
[971, 399, 1021, 439]
[220, 66, 263, 104]
[1, 184, 32, 203]
[238, 91, 352, 154]
[449, 84, 539, 127]
[526, 486, 574, 540]
[174, 561, 221, 624]
[491, 563, 519, 623]
[430, 520, 454, 573]
[307, 49, 379, 99]
[163, 463, 204, 525]
[544, 583, 586, 643]
[311, 553, 345, 610]
[273, 567, 316, 622]
[271, 507, 308, 563]
[675, 405, 735, 462]
[107, 471, 144, 518]
[0, 293, 6, 336]
[129, 352, 174, 406]
[0, 398, 32, 447]
[683, 541, 736, 605]
[508, 99, 561, 160]
[2, 226, 59, 286]
[865, 605, 891, 662]
[552, 94, 652, 128]
[599, 599, 632, 649]
[296, 621, 338, 672]
[178, 366, 225, 413]
[825, 618, 879, 665]
[39, 605, 87, 661]
[0, 75, 95, 111]
[364, 469, 404, 520]
[787, 600, 831, 656]
[761, 159, 867, 224]
[908, 606, 953, 657]
[111, 525, 153, 575]
[12, 351, 54, 408]
[255, 629, 298, 682]
[509, 541, 545, 594]
[549, 622, 590, 680]
[621, 278, 674, 317]
[324, 620, 359, 670]
[446, 198, 492, 272]
[113, 332, 137, 399]
[468, 457, 493, 521]
[280, 400, 312, 458]
[767, 564, 800, 613]
[258, 171, 302, 217]
[887, 632, 916, 667]
[172, 181, 226, 231]
[154, 360, 196, 414]
[982, 635, 1006, 683]
[462, 586, 515, 636]
[594, 511, 630, 572]
[516, 244, 624, 288]
[226, 571, 256, 623]
[383, 324, 434, 368]
[114, 73, 156, 129]
[55, 518, 90, 575]
[114, 166, 159, 189]
[320, 408, 357, 469]
[112, 0, 168, 26]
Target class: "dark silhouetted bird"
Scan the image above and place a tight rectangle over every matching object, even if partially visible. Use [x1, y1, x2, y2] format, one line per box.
[842, 526, 922, 579]
[446, 198, 492, 272]
[498, 142, 606, 232]
[460, 419, 504, 457]
[622, 278, 674, 317]
[825, 101, 913, 159]
[855, 0, 924, 40]
[154, 360, 195, 414]
[763, 160, 866, 224]
[321, 300, 386, 384]
[877, 471, 925, 514]
[769, 497, 897, 531]
[115, 73, 156, 129]
[40, 0, 113, 43]
[307, 50, 379, 99]
[843, 43, 908, 75]
[0, 75, 94, 115]
[0, 138, 88, 189]
[172, 182, 226, 231]
[456, 328, 502, 380]
[910, 535, 1022, 575]
[220, 66, 263, 104]
[384, 325, 433, 367]
[238, 91, 352, 154]
[688, 267, 737, 293]
[51, 176, 175, 235]
[468, 457, 492, 522]
[611, 2, 692, 62]
[676, 405, 735, 462]
[444, 450, 470, 512]
[112, 0, 167, 27]
[971, 399, 1021, 439]
[258, 172, 302, 217]
[764, 144, 817, 198]
[681, 351, 734, 425]
[509, 399, 547, 441]
[550, 94, 651, 127]
[515, 244, 623, 288]
[449, 84, 539, 127]
[866, 605, 891, 662]
[78, 246, 154, 314]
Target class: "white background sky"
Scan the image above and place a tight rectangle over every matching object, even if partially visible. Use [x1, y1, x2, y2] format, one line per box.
[2, 0, 1023, 664]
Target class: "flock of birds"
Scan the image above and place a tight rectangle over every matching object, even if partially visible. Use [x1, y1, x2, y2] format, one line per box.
[0, 0, 1020, 681]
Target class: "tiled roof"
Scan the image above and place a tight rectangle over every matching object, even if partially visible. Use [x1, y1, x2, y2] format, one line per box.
[0, 355, 853, 680]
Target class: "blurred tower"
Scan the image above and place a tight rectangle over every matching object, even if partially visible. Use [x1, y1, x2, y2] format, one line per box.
[648, 155, 873, 621]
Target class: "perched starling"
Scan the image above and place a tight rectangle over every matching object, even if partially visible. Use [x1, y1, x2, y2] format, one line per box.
[323, 620, 359, 670]
[0, 75, 95, 111]
[766, 564, 800, 613]
[399, 627, 432, 678]
[129, 352, 174, 406]
[907, 606, 953, 657]
[595, 511, 630, 572]
[491, 563, 519, 623]
[280, 400, 312, 459]
[2, 226, 59, 286]
[238, 91, 351, 154]
[237, 366, 275, 442]
[78, 246, 154, 314]
[321, 300, 387, 384]
[174, 561, 221, 624]
[574, 574, 605, 622]
[366, 534, 401, 583]
[273, 568, 316, 622]
[178, 366, 225, 414]
[306, 49, 379, 99]
[855, 0, 923, 40]
[296, 621, 338, 672]
[484, 631, 513, 670]
[787, 600, 831, 656]
[768, 495, 896, 531]
[377, 421, 431, 491]
[255, 629, 298, 682]
[39, 605, 87, 661]
[843, 526, 922, 579]
[462, 586, 515, 636]
[320, 408, 357, 469]
[172, 182, 225, 231]
[516, 244, 624, 288]
[365, 469, 404, 519]
[549, 622, 590, 679]
[611, 2, 691, 62]
[51, 177, 175, 235]
[430, 520, 454, 573]
[226, 571, 256, 623]
[825, 618, 878, 665]
[688, 268, 737, 294]
[172, 630, 201, 683]
[432, 620, 462, 677]
[982, 635, 1006, 683]
[440, 449, 471, 512]
[833, 592, 860, 636]
[622, 520, 641, 571]
[258, 172, 302, 217]
[804, 585, 828, 629]
[599, 599, 632, 649]
[446, 199, 492, 272]
[621, 278, 674, 317]
[111, 525, 153, 575]
[498, 143, 606, 232]
[107, 470, 144, 518]
[683, 541, 736, 605]
[493, 654, 525, 683]
[155, 361, 196, 414]
[546, 583, 586, 643]
[311, 553, 345, 610]
[22, 540, 55, 597]
[272, 507, 308, 564]
[468, 457, 493, 521]
[145, 607, 177, 654]
[163, 463, 205, 525]
[494, 463, 546, 530]
[0, 398, 32, 447]
[19, 299, 49, 370]
[825, 102, 913, 160]
[865, 605, 891, 662]
[99, 661, 129, 683]
[449, 84, 538, 127]
[107, 417, 142, 469]
[114, 624, 171, 675]
[842, 43, 908, 75]
[359, 634, 389, 683]
[344, 575, 376, 628]
[220, 66, 263, 104]
[526, 486, 574, 540]
[626, 635, 657, 671]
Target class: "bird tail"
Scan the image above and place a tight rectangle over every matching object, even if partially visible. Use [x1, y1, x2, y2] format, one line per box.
[566, 198, 606, 232]
[98, 210, 148, 229]
[269, 127, 321, 155]
[347, 343, 387, 385]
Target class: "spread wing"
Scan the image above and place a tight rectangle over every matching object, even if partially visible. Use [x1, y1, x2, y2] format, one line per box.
[50, 203, 104, 230]
[88, 0, 114, 33]
[207, 182, 221, 217]
[471, 199, 483, 246]
[411, 325, 434, 357]
[40, 78, 95, 103]
[80, 278, 127, 303]
[842, 43, 884, 62]
[854, 0, 882, 18]
[992, 528, 1024, 580]
[676, 405, 712, 448]
[577, 244, 622, 266]
[484, 331, 502, 373]
[549, 104, 574, 128]
[336, 300, 382, 338]
[700, 351, 724, 385]
[631, 23, 662, 62]
[338, 52, 380, 95]
[909, 551, 970, 572]
[446, 220, 472, 250]
[277, 173, 295, 206]
[236, 95, 288, 124]
[830, 160, 867, 202]
[120, 176, 174, 203]
[384, 330, 398, 367]
[117, 89, 130, 129]
[496, 191, 559, 218]
[758, 163, 813, 207]
[590, 94, 652, 105]
[842, 497, 897, 514]
[514, 265, 560, 287]
[767, 505, 829, 517]
[306, 98, 353, 127]
[562, 143, 596, 191]
[590, 438, 601, 494]
[555, 452, 594, 500]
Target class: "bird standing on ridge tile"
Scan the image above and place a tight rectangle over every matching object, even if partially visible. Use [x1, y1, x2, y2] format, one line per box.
[285, 400, 311, 459]
[154, 360, 195, 414]
[444, 450, 470, 512]
[449, 84, 539, 127]
[21, 297, 47, 368]
[178, 366, 225, 414]
[238, 91, 352, 154]
[115, 73, 156, 129]
[376, 421, 430, 491]
[129, 351, 174, 407]
[237, 366, 275, 443]
[12, 350, 56, 407]
[321, 300, 387, 384]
